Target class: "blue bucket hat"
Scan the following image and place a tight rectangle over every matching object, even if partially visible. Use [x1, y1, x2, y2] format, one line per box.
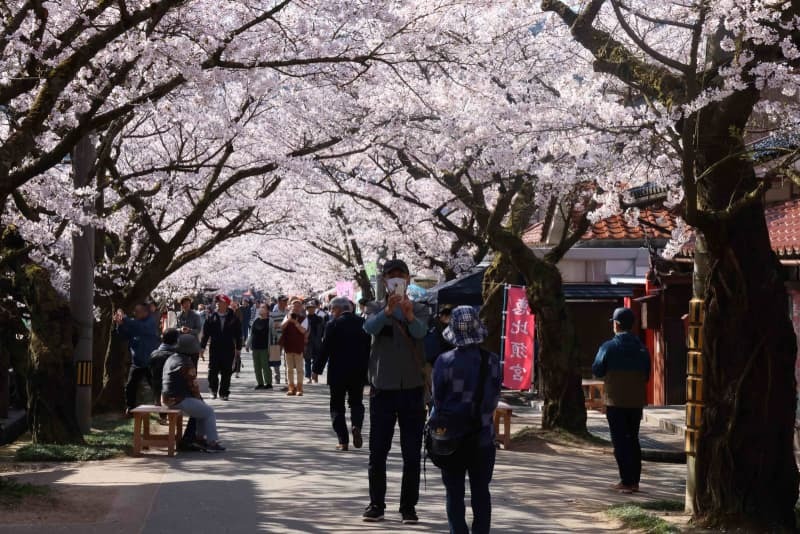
[443, 306, 488, 347]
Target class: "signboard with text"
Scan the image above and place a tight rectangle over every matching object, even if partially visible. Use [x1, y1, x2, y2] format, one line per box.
[336, 280, 356, 302]
[503, 286, 535, 390]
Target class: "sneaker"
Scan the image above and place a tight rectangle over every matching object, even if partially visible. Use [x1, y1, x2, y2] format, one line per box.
[254, 385, 264, 390]
[286, 390, 296, 396]
[220, 395, 229, 401]
[211, 393, 217, 399]
[205, 442, 226, 453]
[336, 443, 349, 451]
[352, 428, 363, 449]
[265, 384, 273, 390]
[362, 505, 384, 522]
[296, 391, 303, 396]
[401, 508, 419, 524]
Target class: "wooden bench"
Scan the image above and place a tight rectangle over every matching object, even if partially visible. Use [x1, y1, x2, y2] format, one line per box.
[582, 379, 606, 413]
[494, 402, 513, 450]
[131, 405, 183, 457]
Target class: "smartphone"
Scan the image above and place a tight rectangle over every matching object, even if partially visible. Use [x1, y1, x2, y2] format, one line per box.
[394, 280, 407, 297]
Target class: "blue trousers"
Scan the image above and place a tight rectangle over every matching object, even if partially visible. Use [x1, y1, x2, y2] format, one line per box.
[441, 444, 496, 534]
[606, 406, 643, 486]
[368, 387, 426, 511]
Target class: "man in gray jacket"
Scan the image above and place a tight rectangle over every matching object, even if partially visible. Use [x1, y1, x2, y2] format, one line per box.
[361, 259, 430, 524]
[177, 296, 203, 339]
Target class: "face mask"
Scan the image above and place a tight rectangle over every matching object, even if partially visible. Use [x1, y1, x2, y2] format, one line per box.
[385, 277, 407, 295]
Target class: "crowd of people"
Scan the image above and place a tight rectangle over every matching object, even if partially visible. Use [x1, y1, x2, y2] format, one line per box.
[112, 257, 650, 534]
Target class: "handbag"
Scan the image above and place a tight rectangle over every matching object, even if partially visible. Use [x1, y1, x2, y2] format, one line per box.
[269, 345, 282, 362]
[425, 349, 490, 470]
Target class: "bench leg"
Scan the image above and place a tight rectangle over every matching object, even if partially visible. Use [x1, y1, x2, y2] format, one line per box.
[177, 414, 183, 439]
[133, 414, 143, 456]
[167, 415, 176, 457]
[142, 415, 151, 450]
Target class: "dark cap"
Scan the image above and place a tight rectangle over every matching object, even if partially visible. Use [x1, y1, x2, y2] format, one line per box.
[382, 259, 409, 276]
[611, 307, 635, 330]
[175, 333, 202, 355]
[278, 295, 289, 302]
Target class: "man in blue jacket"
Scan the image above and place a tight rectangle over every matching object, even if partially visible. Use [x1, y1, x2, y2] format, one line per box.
[592, 307, 651, 494]
[115, 302, 161, 417]
[313, 297, 371, 451]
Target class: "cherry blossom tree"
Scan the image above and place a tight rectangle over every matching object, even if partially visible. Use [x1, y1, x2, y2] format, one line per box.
[542, 0, 800, 528]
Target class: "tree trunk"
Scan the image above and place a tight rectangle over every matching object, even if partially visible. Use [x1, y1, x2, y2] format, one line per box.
[488, 229, 587, 434]
[2, 225, 84, 444]
[355, 268, 375, 302]
[691, 101, 799, 530]
[480, 252, 517, 355]
[526, 261, 586, 433]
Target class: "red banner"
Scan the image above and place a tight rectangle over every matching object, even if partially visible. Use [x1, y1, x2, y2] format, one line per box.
[503, 286, 535, 390]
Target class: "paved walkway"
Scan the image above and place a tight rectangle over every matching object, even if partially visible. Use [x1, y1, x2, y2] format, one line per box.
[2, 352, 687, 533]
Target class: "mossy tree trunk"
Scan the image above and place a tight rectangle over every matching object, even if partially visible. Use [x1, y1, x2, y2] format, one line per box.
[541, 1, 800, 526]
[2, 225, 83, 444]
[688, 97, 799, 531]
[480, 252, 517, 356]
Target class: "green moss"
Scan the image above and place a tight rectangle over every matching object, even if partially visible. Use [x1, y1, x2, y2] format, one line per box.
[640, 500, 685, 512]
[607, 504, 680, 533]
[15, 418, 134, 462]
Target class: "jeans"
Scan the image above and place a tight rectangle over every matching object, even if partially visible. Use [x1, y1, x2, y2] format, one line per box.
[208, 360, 233, 397]
[304, 354, 314, 379]
[606, 406, 643, 486]
[125, 366, 152, 410]
[441, 445, 496, 534]
[181, 417, 197, 444]
[368, 387, 426, 511]
[330, 381, 365, 445]
[252, 349, 272, 387]
[175, 397, 218, 443]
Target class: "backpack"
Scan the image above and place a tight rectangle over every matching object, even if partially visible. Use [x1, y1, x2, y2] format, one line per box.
[424, 349, 490, 470]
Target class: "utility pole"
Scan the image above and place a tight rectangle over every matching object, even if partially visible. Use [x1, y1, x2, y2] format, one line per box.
[71, 135, 96, 434]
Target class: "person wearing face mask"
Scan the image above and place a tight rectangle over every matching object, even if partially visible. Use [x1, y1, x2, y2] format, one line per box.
[361, 259, 430, 525]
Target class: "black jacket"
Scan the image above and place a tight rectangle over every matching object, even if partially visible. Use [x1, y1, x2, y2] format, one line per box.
[249, 317, 270, 351]
[314, 312, 371, 386]
[149, 344, 176, 394]
[201, 309, 243, 366]
[305, 314, 325, 357]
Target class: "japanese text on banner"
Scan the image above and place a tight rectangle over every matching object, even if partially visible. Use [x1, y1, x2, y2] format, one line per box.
[503, 286, 535, 390]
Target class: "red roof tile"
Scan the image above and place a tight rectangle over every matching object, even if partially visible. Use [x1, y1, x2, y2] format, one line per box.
[524, 199, 800, 259]
[523, 207, 678, 246]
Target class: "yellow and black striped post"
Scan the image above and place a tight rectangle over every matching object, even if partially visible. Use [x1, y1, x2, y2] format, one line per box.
[685, 297, 704, 456]
[685, 297, 705, 514]
[76, 360, 92, 387]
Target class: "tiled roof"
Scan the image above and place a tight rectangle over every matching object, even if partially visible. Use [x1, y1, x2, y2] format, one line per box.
[524, 199, 800, 259]
[763, 198, 800, 257]
[523, 207, 678, 246]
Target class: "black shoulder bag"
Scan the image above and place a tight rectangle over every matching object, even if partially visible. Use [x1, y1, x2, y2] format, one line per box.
[425, 349, 490, 470]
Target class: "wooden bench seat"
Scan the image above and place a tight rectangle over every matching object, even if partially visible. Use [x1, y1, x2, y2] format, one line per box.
[494, 402, 513, 450]
[131, 405, 183, 457]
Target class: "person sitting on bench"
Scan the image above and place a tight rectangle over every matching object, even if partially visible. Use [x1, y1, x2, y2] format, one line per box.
[162, 334, 225, 453]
